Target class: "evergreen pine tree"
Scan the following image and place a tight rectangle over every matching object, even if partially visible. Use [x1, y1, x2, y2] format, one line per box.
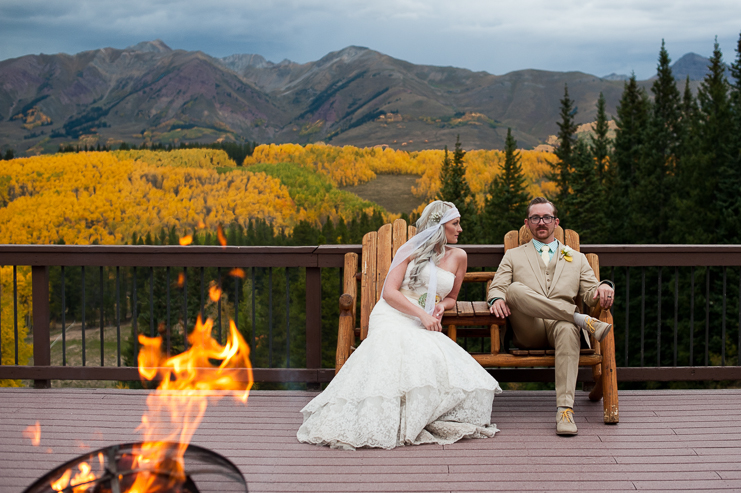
[671, 77, 702, 242]
[567, 140, 608, 242]
[335, 216, 349, 244]
[612, 74, 650, 243]
[482, 128, 530, 243]
[727, 31, 741, 242]
[437, 136, 477, 243]
[551, 85, 578, 220]
[322, 218, 336, 245]
[630, 41, 682, 243]
[694, 39, 734, 243]
[591, 92, 611, 182]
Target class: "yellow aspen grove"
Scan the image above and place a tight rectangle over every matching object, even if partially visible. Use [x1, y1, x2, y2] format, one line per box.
[245, 143, 557, 212]
[0, 152, 300, 244]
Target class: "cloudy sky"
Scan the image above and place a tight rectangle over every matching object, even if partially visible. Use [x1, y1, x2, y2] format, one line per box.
[1, 0, 739, 79]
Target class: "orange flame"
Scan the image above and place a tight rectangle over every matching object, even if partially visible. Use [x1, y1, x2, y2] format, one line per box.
[229, 268, 245, 278]
[50, 460, 102, 493]
[179, 235, 192, 246]
[176, 272, 185, 288]
[209, 283, 222, 302]
[130, 316, 252, 492]
[47, 315, 252, 493]
[23, 421, 41, 446]
[50, 469, 71, 492]
[217, 224, 227, 247]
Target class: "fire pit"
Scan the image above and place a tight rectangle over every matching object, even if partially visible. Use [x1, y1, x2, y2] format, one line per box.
[23, 442, 247, 493]
[22, 243, 254, 493]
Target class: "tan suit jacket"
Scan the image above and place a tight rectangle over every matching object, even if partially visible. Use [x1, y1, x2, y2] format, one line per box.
[487, 241, 601, 343]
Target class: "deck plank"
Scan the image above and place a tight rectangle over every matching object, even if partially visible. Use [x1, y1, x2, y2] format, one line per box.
[1, 389, 740, 492]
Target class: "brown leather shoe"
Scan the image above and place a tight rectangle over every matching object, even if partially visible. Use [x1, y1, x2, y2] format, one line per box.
[556, 408, 578, 435]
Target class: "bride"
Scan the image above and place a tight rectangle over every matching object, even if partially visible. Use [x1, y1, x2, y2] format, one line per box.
[297, 201, 501, 450]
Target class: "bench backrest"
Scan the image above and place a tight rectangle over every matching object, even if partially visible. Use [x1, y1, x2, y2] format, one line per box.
[353, 219, 417, 340]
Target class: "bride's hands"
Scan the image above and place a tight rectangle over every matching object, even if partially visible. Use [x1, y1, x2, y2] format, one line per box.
[420, 310, 443, 332]
[432, 303, 445, 321]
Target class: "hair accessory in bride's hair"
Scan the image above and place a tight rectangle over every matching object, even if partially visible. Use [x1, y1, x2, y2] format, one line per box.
[430, 211, 444, 223]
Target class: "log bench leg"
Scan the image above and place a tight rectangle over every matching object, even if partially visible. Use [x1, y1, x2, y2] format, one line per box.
[600, 312, 618, 423]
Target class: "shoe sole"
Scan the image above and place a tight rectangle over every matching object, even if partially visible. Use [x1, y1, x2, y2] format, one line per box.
[556, 429, 578, 436]
[595, 324, 613, 343]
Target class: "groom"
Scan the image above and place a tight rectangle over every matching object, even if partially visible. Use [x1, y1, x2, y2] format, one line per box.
[487, 197, 615, 435]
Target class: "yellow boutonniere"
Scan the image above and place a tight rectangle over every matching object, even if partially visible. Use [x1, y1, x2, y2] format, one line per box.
[560, 246, 573, 262]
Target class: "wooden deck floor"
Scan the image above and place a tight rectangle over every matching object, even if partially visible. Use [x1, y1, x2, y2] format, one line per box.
[2, 388, 740, 492]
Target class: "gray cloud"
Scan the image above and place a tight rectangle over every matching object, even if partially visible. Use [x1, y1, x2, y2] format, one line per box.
[0, 0, 738, 78]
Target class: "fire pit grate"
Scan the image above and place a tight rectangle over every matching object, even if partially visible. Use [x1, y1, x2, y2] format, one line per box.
[24, 442, 248, 493]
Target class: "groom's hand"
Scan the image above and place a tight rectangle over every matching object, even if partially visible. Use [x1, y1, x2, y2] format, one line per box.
[489, 299, 510, 318]
[594, 284, 615, 309]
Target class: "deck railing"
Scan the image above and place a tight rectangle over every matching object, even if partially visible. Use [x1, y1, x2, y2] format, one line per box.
[0, 244, 740, 388]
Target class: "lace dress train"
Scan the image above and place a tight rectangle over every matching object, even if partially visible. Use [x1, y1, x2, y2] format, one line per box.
[297, 262, 502, 450]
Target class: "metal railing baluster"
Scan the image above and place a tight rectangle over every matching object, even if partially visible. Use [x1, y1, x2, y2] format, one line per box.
[705, 268, 710, 367]
[690, 267, 695, 365]
[13, 266, 18, 365]
[625, 267, 630, 366]
[149, 267, 154, 337]
[166, 266, 171, 357]
[217, 267, 222, 344]
[722, 267, 727, 366]
[132, 267, 138, 357]
[182, 267, 188, 350]
[674, 267, 678, 367]
[116, 266, 120, 367]
[286, 267, 290, 368]
[81, 265, 85, 367]
[657, 268, 662, 366]
[251, 267, 255, 354]
[100, 266, 104, 366]
[234, 266, 239, 336]
[200, 266, 205, 322]
[62, 266, 66, 366]
[640, 267, 645, 367]
[269, 267, 273, 368]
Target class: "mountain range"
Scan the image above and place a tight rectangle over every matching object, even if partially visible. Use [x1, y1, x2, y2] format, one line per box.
[0, 41, 718, 154]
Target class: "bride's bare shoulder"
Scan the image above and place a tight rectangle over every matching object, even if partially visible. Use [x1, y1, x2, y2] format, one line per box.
[446, 246, 467, 260]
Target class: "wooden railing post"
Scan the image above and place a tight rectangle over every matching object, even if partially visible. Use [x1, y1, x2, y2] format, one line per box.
[305, 267, 322, 390]
[32, 266, 51, 389]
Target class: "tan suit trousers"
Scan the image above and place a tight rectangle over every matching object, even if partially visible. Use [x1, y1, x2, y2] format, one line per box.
[506, 281, 580, 408]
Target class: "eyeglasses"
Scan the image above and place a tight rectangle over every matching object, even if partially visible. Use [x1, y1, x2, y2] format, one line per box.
[528, 215, 555, 224]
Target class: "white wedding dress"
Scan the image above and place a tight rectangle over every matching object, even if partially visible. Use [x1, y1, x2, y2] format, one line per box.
[297, 260, 502, 450]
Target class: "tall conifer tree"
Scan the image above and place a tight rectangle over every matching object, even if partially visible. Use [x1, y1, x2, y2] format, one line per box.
[438, 135, 477, 242]
[551, 85, 578, 223]
[591, 92, 611, 182]
[671, 77, 702, 242]
[694, 39, 734, 243]
[613, 74, 650, 243]
[566, 140, 608, 243]
[482, 128, 530, 243]
[631, 41, 682, 243]
[728, 31, 741, 241]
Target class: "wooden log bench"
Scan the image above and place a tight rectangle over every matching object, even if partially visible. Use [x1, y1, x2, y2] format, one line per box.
[336, 219, 618, 424]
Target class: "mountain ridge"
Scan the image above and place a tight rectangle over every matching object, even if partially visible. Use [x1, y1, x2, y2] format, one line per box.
[0, 43, 713, 155]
